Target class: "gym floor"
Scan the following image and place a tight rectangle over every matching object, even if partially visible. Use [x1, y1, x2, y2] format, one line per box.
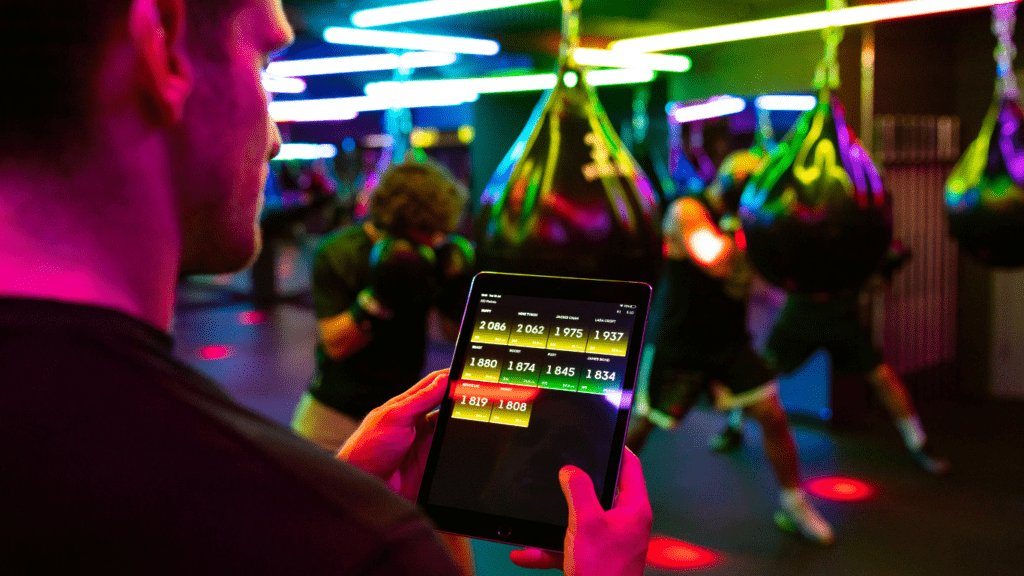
[173, 257, 1024, 576]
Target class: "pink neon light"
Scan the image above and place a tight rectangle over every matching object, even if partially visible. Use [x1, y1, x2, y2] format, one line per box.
[806, 476, 876, 501]
[199, 345, 234, 360]
[647, 535, 721, 570]
[238, 311, 268, 325]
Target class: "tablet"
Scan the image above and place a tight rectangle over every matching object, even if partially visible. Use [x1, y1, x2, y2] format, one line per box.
[416, 272, 652, 551]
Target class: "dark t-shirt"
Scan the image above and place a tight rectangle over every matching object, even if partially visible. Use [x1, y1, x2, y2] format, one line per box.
[0, 298, 458, 575]
[310, 225, 428, 419]
[649, 257, 750, 359]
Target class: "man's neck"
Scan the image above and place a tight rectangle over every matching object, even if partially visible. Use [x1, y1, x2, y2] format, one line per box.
[0, 157, 181, 332]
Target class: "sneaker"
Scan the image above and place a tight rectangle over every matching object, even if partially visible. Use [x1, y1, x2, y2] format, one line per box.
[910, 443, 950, 476]
[709, 425, 744, 452]
[775, 495, 835, 545]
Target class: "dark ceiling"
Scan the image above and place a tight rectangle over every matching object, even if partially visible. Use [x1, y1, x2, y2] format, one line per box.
[285, 0, 828, 44]
[277, 0, 828, 99]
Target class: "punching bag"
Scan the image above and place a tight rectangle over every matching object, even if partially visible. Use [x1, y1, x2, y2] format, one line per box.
[946, 3, 1024, 267]
[627, 86, 678, 209]
[739, 89, 891, 293]
[475, 0, 661, 285]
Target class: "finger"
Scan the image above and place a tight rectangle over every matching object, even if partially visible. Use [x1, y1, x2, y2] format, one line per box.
[388, 369, 449, 405]
[560, 465, 601, 528]
[613, 448, 651, 511]
[424, 410, 440, 426]
[385, 371, 449, 421]
[509, 548, 564, 570]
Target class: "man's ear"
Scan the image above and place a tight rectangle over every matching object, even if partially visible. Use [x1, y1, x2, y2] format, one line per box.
[129, 0, 192, 124]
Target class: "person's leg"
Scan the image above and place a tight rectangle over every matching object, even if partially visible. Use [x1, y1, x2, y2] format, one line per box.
[626, 344, 660, 454]
[711, 312, 816, 453]
[625, 417, 658, 454]
[626, 346, 702, 454]
[290, 392, 361, 452]
[744, 391, 801, 490]
[718, 345, 833, 545]
[709, 405, 744, 452]
[867, 363, 949, 474]
[744, 391, 834, 545]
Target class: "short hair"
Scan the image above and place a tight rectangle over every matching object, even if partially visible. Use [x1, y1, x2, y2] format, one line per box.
[369, 161, 468, 238]
[0, 0, 245, 160]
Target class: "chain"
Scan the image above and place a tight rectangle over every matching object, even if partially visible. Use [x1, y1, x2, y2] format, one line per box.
[561, 0, 583, 65]
[993, 2, 1019, 99]
[813, 0, 847, 90]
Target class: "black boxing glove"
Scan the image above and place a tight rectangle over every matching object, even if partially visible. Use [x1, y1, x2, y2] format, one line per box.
[433, 234, 476, 323]
[349, 238, 436, 332]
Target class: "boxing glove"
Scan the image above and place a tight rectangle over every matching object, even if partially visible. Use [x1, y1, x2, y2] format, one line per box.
[349, 238, 436, 332]
[433, 234, 476, 323]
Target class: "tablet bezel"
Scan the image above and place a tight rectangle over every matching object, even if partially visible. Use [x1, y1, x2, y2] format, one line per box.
[416, 272, 652, 552]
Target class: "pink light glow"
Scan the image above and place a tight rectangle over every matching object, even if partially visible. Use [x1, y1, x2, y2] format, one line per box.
[647, 535, 721, 570]
[238, 311, 268, 325]
[199, 345, 234, 360]
[807, 476, 876, 501]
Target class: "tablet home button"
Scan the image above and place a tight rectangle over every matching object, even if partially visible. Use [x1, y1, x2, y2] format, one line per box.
[497, 526, 512, 538]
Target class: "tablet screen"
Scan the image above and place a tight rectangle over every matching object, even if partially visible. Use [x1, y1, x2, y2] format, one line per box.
[418, 273, 650, 550]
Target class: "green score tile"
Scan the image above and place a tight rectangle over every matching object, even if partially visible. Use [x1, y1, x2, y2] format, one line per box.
[577, 375, 620, 395]
[499, 360, 540, 386]
[538, 363, 580, 391]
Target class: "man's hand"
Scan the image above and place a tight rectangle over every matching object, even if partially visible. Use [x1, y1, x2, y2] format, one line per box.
[509, 449, 652, 576]
[337, 370, 448, 501]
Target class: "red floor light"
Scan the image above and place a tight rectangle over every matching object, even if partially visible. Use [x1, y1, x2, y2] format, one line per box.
[199, 345, 234, 360]
[238, 311, 268, 325]
[646, 535, 720, 571]
[806, 476, 876, 501]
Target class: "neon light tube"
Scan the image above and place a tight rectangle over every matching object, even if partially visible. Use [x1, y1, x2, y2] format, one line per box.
[585, 68, 657, 86]
[366, 74, 557, 97]
[670, 96, 746, 123]
[365, 68, 655, 98]
[269, 93, 479, 122]
[611, 0, 1014, 52]
[275, 143, 339, 160]
[351, 0, 556, 28]
[261, 73, 306, 94]
[755, 94, 817, 111]
[572, 48, 691, 72]
[267, 51, 457, 77]
[323, 27, 499, 56]
[269, 100, 359, 122]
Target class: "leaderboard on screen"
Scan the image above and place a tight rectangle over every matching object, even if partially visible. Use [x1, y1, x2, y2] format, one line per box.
[469, 301, 633, 357]
[454, 293, 637, 427]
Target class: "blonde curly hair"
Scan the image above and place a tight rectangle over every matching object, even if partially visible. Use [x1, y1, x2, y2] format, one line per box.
[369, 160, 468, 238]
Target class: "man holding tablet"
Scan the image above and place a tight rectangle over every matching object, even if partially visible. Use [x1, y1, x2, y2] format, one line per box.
[414, 273, 653, 558]
[0, 0, 651, 573]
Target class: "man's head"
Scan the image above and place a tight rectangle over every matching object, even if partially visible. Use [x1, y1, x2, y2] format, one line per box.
[370, 161, 469, 246]
[1, 0, 294, 275]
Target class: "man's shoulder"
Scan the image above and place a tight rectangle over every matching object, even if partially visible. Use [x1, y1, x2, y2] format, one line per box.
[0, 323, 456, 572]
[317, 224, 371, 255]
[314, 224, 373, 275]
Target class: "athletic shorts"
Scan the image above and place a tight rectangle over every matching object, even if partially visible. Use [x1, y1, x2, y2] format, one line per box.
[641, 340, 777, 428]
[765, 316, 882, 376]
